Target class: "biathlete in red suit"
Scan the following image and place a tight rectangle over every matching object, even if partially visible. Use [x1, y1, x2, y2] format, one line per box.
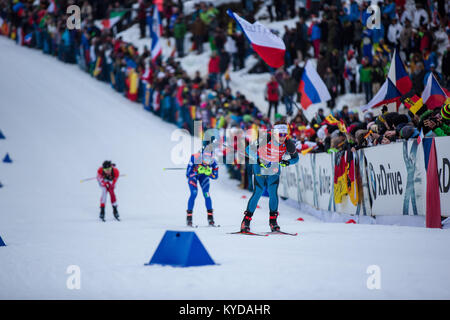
[240, 123, 299, 232]
[97, 160, 120, 221]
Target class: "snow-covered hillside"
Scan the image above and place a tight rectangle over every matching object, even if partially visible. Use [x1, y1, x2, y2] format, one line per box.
[1, 37, 450, 299]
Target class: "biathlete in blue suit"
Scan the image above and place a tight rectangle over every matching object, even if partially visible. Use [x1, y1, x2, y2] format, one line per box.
[241, 123, 299, 232]
[186, 149, 219, 226]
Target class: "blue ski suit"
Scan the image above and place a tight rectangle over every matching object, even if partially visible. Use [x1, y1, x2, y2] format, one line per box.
[186, 153, 219, 211]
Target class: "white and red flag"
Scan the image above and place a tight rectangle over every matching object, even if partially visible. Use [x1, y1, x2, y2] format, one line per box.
[227, 10, 285, 68]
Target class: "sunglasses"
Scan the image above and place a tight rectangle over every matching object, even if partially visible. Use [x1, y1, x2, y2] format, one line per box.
[103, 167, 112, 171]
[277, 133, 287, 137]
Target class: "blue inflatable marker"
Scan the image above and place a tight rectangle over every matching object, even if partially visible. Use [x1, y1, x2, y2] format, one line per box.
[0, 181, 3, 188]
[0, 130, 5, 139]
[0, 236, 6, 247]
[146, 231, 215, 267]
[3, 153, 12, 163]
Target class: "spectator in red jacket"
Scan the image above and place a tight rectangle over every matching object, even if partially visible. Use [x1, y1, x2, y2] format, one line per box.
[138, 1, 148, 39]
[96, 160, 120, 221]
[208, 51, 220, 89]
[265, 76, 281, 120]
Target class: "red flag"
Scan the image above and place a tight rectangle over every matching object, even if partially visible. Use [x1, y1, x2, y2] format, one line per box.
[426, 138, 442, 228]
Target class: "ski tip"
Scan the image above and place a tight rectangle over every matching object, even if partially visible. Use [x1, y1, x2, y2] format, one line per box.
[228, 231, 269, 236]
[265, 231, 298, 236]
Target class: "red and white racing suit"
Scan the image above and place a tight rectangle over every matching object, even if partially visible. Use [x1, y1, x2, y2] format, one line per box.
[97, 167, 119, 207]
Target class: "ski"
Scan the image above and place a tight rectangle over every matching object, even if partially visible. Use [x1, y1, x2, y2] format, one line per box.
[199, 224, 221, 228]
[228, 231, 268, 236]
[114, 217, 121, 221]
[187, 224, 198, 228]
[263, 231, 298, 236]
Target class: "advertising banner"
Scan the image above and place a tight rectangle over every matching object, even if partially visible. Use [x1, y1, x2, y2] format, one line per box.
[434, 137, 450, 217]
[279, 137, 450, 218]
[364, 141, 426, 216]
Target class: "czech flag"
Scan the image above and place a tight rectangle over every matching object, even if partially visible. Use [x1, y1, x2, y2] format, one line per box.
[360, 78, 401, 112]
[149, 5, 162, 63]
[422, 73, 447, 110]
[297, 61, 331, 110]
[388, 49, 412, 95]
[227, 10, 285, 69]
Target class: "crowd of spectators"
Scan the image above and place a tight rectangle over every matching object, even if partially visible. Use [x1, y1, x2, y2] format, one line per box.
[0, 0, 449, 192]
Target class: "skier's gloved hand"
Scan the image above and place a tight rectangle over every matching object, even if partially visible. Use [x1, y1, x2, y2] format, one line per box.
[258, 159, 271, 169]
[204, 166, 212, 176]
[105, 182, 111, 189]
[280, 160, 290, 167]
[197, 165, 206, 174]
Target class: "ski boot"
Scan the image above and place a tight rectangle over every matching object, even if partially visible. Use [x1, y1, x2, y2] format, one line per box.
[112, 205, 120, 221]
[240, 211, 253, 232]
[207, 209, 215, 226]
[100, 206, 105, 221]
[186, 210, 193, 227]
[269, 211, 280, 232]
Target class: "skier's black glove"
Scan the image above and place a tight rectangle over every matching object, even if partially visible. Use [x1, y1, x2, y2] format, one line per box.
[280, 160, 290, 167]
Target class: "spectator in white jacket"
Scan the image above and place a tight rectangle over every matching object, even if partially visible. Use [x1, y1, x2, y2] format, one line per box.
[413, 4, 428, 28]
[400, 10, 412, 26]
[387, 18, 403, 46]
[344, 49, 358, 94]
[224, 36, 238, 71]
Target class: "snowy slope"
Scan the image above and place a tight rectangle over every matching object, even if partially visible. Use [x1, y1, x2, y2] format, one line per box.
[1, 37, 450, 299]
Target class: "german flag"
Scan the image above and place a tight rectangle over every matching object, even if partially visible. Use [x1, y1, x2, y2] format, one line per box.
[333, 151, 348, 204]
[324, 114, 347, 133]
[403, 94, 424, 115]
[346, 150, 359, 206]
[190, 106, 196, 120]
[324, 114, 339, 126]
